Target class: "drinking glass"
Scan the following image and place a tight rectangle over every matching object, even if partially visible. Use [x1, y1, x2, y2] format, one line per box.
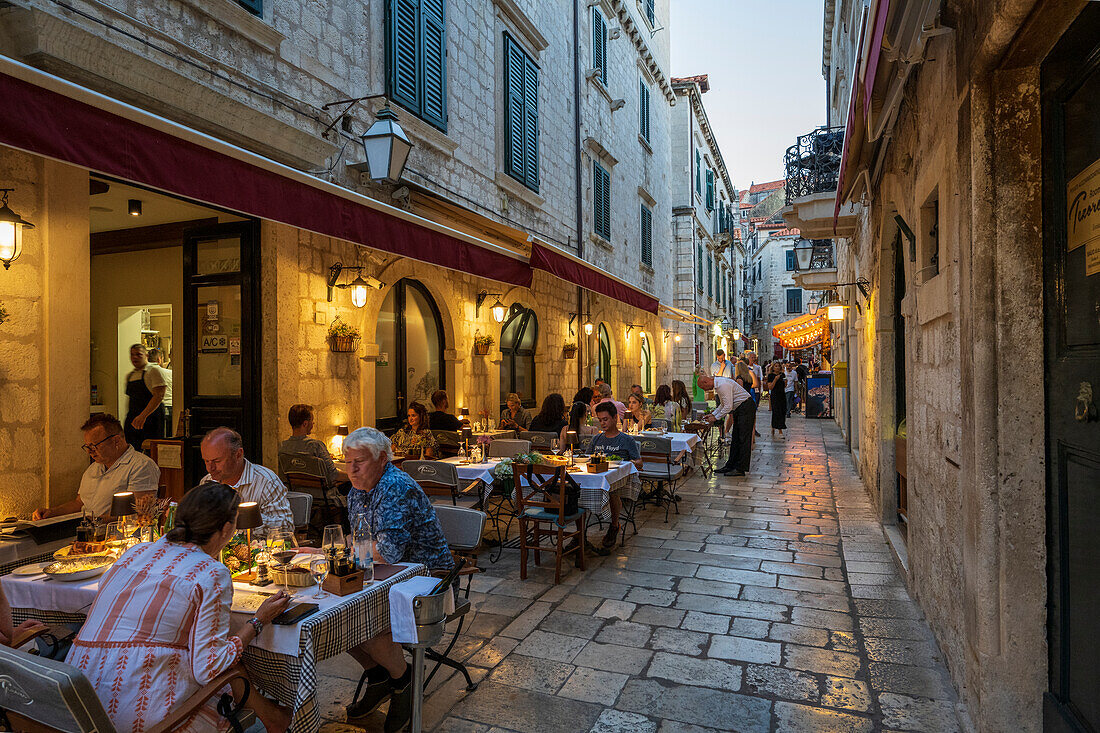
[550, 439, 560, 455]
[267, 528, 299, 592]
[104, 522, 126, 558]
[309, 556, 330, 598]
[351, 513, 374, 582]
[321, 524, 345, 557]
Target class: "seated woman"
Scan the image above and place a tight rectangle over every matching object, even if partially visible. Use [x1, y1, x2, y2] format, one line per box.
[651, 384, 681, 426]
[389, 401, 438, 458]
[499, 393, 531, 431]
[528, 393, 567, 435]
[0, 584, 43, 647]
[559, 401, 590, 448]
[70, 482, 292, 733]
[622, 393, 653, 432]
[342, 427, 453, 730]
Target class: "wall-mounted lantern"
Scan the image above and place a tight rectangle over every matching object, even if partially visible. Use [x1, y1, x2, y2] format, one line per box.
[328, 262, 384, 306]
[569, 312, 594, 336]
[476, 291, 507, 323]
[0, 189, 34, 270]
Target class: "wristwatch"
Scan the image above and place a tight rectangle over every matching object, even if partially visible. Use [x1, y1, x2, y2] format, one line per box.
[247, 617, 264, 635]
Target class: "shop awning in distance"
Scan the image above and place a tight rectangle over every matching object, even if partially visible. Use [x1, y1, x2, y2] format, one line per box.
[529, 240, 660, 314]
[772, 312, 828, 350]
[0, 59, 532, 287]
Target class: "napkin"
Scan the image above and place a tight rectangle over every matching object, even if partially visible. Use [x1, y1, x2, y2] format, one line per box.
[388, 576, 455, 644]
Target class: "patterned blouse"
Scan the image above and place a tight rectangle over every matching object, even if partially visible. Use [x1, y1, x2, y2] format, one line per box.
[70, 538, 242, 732]
[390, 426, 438, 457]
[347, 463, 454, 572]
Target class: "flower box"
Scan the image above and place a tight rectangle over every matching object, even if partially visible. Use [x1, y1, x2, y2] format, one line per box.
[562, 345, 578, 359]
[328, 335, 360, 353]
[474, 342, 491, 355]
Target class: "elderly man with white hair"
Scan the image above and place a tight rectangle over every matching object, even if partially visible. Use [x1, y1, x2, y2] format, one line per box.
[342, 427, 452, 731]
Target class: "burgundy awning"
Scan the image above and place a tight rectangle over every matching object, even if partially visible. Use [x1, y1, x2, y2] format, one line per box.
[862, 0, 890, 119]
[530, 242, 659, 314]
[0, 67, 532, 287]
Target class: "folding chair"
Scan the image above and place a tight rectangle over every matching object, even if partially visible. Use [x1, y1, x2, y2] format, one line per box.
[278, 452, 343, 533]
[684, 421, 714, 478]
[516, 464, 585, 584]
[430, 430, 462, 458]
[634, 436, 685, 526]
[401, 460, 483, 507]
[518, 431, 558, 450]
[488, 439, 531, 458]
[287, 491, 313, 535]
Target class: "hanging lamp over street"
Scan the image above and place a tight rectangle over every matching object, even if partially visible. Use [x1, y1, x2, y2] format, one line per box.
[360, 106, 413, 182]
[0, 188, 33, 270]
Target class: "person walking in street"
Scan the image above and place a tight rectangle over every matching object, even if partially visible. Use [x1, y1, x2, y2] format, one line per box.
[784, 362, 798, 418]
[766, 362, 787, 438]
[697, 370, 756, 477]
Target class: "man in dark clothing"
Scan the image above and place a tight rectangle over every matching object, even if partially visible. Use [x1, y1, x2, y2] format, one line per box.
[697, 373, 756, 476]
[427, 390, 462, 431]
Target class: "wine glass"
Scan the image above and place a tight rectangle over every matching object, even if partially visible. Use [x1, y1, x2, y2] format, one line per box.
[322, 524, 345, 560]
[268, 527, 298, 592]
[550, 438, 560, 456]
[310, 556, 330, 598]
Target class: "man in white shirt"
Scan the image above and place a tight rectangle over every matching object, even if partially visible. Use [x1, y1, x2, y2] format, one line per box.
[33, 414, 159, 519]
[784, 363, 799, 417]
[148, 347, 173, 434]
[710, 349, 734, 379]
[697, 372, 756, 476]
[201, 427, 294, 531]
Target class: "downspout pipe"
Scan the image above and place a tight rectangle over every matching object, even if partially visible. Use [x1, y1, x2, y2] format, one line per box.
[573, 0, 585, 390]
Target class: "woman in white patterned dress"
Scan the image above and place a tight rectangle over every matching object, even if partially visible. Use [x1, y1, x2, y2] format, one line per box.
[70, 483, 292, 732]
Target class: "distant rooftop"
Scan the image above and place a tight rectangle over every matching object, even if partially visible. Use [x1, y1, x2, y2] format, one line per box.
[671, 74, 710, 93]
[748, 179, 785, 195]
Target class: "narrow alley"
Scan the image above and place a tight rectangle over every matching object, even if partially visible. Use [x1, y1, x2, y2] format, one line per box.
[316, 416, 966, 732]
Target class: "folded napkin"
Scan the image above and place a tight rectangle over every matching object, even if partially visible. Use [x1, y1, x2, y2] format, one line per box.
[388, 576, 455, 644]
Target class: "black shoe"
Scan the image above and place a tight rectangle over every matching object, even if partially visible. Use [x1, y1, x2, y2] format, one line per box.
[346, 666, 390, 723]
[384, 666, 413, 733]
[722, 469, 746, 477]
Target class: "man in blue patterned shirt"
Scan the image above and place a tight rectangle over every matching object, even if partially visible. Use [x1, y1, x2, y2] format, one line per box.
[342, 427, 452, 731]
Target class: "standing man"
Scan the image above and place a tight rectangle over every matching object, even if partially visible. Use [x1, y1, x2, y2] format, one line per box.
[745, 351, 764, 438]
[697, 371, 756, 477]
[123, 344, 168, 450]
[147, 347, 173, 436]
[710, 349, 734, 379]
[201, 427, 294, 531]
[784, 362, 799, 418]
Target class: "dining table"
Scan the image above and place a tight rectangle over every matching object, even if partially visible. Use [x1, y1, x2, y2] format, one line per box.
[1, 555, 426, 733]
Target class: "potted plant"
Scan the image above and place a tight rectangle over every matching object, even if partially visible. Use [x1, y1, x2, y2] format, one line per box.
[473, 332, 494, 355]
[562, 340, 578, 359]
[328, 317, 361, 353]
[0, 302, 8, 326]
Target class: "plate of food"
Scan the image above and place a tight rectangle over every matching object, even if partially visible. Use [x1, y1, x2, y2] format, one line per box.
[43, 554, 115, 582]
[53, 541, 107, 560]
[11, 561, 51, 576]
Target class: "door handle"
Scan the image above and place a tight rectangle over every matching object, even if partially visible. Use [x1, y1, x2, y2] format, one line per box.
[181, 408, 192, 438]
[1075, 382, 1097, 422]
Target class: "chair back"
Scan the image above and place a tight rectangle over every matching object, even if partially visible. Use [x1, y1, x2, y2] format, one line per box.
[691, 401, 709, 413]
[634, 435, 676, 477]
[430, 430, 462, 458]
[402, 460, 460, 501]
[433, 504, 487, 551]
[488, 439, 531, 458]
[287, 491, 313, 529]
[516, 464, 580, 518]
[278, 452, 330, 486]
[649, 418, 670, 430]
[519, 431, 558, 449]
[0, 643, 117, 732]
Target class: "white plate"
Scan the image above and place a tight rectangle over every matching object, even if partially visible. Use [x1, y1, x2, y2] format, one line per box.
[11, 561, 50, 576]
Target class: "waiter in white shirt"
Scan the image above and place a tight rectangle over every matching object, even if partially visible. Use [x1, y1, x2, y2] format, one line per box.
[696, 371, 756, 477]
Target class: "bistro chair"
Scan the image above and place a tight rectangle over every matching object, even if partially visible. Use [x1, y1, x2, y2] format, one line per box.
[430, 430, 462, 458]
[634, 435, 684, 526]
[401, 460, 483, 507]
[287, 491, 313, 534]
[684, 421, 714, 477]
[488, 439, 531, 459]
[278, 452, 342, 533]
[518, 431, 559, 450]
[516, 464, 585, 584]
[0, 644, 262, 732]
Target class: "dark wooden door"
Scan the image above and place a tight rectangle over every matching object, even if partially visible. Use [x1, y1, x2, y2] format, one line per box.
[181, 221, 261, 486]
[1042, 7, 1100, 731]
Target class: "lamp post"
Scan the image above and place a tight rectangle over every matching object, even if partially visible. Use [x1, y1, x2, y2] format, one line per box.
[0, 189, 34, 270]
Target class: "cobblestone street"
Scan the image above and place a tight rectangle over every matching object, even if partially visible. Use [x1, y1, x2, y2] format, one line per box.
[316, 415, 966, 732]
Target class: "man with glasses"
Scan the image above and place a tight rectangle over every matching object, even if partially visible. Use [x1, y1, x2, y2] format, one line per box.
[33, 414, 159, 520]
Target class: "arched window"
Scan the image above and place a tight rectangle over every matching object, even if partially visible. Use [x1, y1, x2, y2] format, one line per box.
[499, 304, 538, 408]
[374, 279, 445, 434]
[640, 333, 653, 393]
[597, 323, 611, 382]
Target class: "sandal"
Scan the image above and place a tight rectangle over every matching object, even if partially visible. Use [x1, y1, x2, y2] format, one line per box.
[601, 527, 620, 549]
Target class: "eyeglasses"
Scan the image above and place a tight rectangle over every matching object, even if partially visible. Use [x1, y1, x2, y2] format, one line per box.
[82, 433, 121, 454]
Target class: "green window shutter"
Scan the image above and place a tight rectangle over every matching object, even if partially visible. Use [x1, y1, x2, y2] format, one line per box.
[640, 205, 652, 267]
[705, 170, 714, 210]
[645, 0, 655, 26]
[236, 0, 262, 16]
[387, 0, 420, 113]
[420, 0, 447, 130]
[696, 244, 703, 293]
[523, 53, 539, 189]
[592, 9, 607, 85]
[593, 161, 611, 240]
[639, 80, 650, 142]
[695, 150, 701, 195]
[503, 35, 539, 191]
[707, 253, 713, 298]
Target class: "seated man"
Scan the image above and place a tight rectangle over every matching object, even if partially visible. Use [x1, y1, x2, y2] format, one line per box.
[278, 403, 349, 491]
[427, 390, 462, 431]
[200, 427, 294, 531]
[586, 401, 642, 550]
[341, 427, 452, 731]
[594, 382, 627, 419]
[33, 413, 158, 520]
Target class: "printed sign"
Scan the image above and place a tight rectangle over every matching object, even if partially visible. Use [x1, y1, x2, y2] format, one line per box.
[229, 337, 241, 355]
[200, 334, 228, 353]
[206, 300, 219, 317]
[1067, 156, 1100, 253]
[1088, 240, 1100, 277]
[156, 443, 182, 469]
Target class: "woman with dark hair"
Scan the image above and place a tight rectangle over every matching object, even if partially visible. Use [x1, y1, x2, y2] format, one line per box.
[70, 483, 292, 732]
[623, 393, 653, 431]
[559, 401, 590, 447]
[390, 401, 438, 458]
[529, 393, 568, 434]
[652, 384, 681, 425]
[671, 380, 692, 419]
[571, 387, 594, 407]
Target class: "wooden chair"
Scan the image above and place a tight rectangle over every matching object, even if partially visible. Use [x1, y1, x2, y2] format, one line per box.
[0, 643, 261, 732]
[278, 452, 342, 533]
[401, 460, 483, 507]
[141, 439, 185, 501]
[516, 464, 585, 584]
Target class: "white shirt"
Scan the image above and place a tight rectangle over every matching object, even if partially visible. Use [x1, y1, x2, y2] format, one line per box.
[711, 376, 751, 421]
[155, 365, 173, 406]
[785, 369, 798, 391]
[79, 446, 160, 517]
[751, 364, 764, 389]
[202, 459, 293, 531]
[710, 360, 734, 378]
[127, 366, 167, 393]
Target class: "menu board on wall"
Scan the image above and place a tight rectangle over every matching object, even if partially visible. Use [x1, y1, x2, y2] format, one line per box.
[1067, 156, 1100, 275]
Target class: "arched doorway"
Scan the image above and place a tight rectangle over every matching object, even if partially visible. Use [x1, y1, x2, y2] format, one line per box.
[640, 332, 653, 394]
[374, 278, 445, 433]
[499, 304, 537, 408]
[596, 323, 612, 383]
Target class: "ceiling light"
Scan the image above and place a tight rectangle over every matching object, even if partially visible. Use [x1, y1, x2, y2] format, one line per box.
[128, 199, 142, 217]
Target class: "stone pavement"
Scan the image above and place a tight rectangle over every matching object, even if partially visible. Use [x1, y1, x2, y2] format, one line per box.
[315, 415, 968, 732]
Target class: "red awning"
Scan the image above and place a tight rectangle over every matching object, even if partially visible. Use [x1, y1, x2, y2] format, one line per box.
[0, 64, 532, 287]
[530, 242, 659, 314]
[862, 0, 890, 119]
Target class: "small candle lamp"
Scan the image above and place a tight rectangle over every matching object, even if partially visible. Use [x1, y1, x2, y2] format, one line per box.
[566, 431, 577, 466]
[111, 492, 136, 545]
[329, 425, 349, 459]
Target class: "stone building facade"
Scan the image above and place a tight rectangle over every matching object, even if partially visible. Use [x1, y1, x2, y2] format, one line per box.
[787, 1, 1100, 730]
[743, 222, 802, 361]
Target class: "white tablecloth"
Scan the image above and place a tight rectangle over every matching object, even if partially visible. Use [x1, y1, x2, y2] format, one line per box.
[627, 431, 699, 454]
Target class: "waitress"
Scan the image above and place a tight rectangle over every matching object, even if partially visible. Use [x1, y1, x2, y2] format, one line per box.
[124, 344, 168, 450]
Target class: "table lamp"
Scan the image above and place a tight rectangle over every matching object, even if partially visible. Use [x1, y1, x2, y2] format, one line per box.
[329, 425, 349, 459]
[461, 426, 473, 457]
[111, 492, 135, 541]
[237, 502, 270, 586]
[566, 431, 577, 466]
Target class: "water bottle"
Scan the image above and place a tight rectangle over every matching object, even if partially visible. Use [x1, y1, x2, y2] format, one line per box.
[352, 513, 374, 582]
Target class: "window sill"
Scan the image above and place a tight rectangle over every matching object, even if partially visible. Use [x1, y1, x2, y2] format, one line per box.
[588, 75, 614, 104]
[495, 171, 544, 208]
[379, 103, 458, 155]
[179, 0, 285, 52]
[639, 262, 655, 276]
[589, 232, 613, 252]
[638, 134, 652, 154]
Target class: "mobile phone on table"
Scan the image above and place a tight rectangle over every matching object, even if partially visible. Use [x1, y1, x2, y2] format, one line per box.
[272, 602, 319, 625]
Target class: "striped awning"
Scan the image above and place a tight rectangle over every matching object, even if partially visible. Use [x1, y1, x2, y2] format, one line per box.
[772, 312, 829, 350]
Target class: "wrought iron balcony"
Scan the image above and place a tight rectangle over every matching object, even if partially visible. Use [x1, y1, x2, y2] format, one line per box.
[807, 239, 834, 269]
[784, 126, 845, 205]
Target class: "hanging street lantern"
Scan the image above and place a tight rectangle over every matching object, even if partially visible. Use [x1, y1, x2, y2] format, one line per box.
[792, 239, 814, 271]
[360, 106, 413, 182]
[732, 328, 741, 341]
[826, 300, 847, 322]
[584, 320, 594, 336]
[348, 274, 370, 308]
[0, 189, 34, 270]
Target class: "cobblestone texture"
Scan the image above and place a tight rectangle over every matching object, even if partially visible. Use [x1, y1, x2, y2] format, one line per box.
[315, 414, 966, 731]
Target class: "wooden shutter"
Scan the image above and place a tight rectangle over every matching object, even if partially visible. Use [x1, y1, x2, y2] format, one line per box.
[639, 80, 650, 142]
[523, 53, 539, 189]
[420, 0, 447, 130]
[640, 205, 652, 266]
[388, 0, 420, 113]
[504, 36, 525, 183]
[592, 9, 607, 85]
[593, 162, 610, 240]
[707, 253, 713, 297]
[696, 244, 703, 292]
[706, 170, 714, 210]
[695, 150, 701, 194]
[236, 0, 262, 16]
[645, 0, 655, 26]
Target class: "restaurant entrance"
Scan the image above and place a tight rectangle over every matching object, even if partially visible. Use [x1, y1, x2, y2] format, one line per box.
[1042, 6, 1100, 731]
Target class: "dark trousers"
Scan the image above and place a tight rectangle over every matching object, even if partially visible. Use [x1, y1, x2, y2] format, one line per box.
[718, 399, 757, 474]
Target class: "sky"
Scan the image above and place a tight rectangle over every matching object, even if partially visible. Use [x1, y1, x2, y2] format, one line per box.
[670, 0, 826, 191]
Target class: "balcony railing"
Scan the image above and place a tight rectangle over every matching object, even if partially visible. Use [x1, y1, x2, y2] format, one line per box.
[785, 125, 845, 205]
[808, 239, 834, 269]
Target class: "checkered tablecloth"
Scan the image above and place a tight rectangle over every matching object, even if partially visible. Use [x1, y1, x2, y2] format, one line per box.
[5, 561, 426, 733]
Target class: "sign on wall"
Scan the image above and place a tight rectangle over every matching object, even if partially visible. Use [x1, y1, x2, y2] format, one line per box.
[1067, 156, 1100, 275]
